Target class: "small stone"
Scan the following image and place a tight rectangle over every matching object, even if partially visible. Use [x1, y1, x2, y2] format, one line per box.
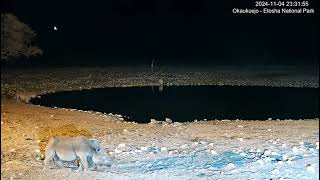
[282, 154, 288, 161]
[237, 125, 243, 128]
[238, 138, 244, 142]
[135, 149, 142, 153]
[150, 119, 159, 124]
[180, 144, 188, 148]
[256, 149, 261, 153]
[210, 150, 218, 155]
[306, 164, 315, 173]
[267, 129, 271, 131]
[264, 150, 271, 156]
[141, 147, 148, 151]
[165, 118, 172, 124]
[161, 147, 167, 152]
[200, 141, 207, 144]
[268, 118, 272, 120]
[277, 161, 284, 165]
[10, 149, 15, 152]
[123, 129, 128, 132]
[256, 159, 264, 165]
[282, 143, 287, 147]
[35, 149, 40, 153]
[224, 163, 236, 170]
[272, 168, 280, 174]
[292, 146, 299, 153]
[209, 143, 214, 146]
[118, 143, 126, 148]
[114, 149, 122, 153]
[50, 115, 54, 118]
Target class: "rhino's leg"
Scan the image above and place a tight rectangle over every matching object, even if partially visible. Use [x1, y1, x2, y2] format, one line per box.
[53, 155, 63, 168]
[43, 151, 55, 169]
[88, 156, 97, 170]
[79, 155, 89, 171]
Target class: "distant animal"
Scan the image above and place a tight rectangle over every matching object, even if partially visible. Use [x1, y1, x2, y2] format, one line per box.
[43, 136, 109, 171]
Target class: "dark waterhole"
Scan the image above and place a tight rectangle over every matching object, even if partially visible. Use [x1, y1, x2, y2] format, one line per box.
[30, 86, 319, 123]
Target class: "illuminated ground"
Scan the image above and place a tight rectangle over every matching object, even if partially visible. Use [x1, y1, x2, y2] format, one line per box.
[1, 65, 319, 179]
[1, 99, 318, 179]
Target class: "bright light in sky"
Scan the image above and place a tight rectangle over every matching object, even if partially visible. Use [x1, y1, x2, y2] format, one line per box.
[53, 26, 58, 31]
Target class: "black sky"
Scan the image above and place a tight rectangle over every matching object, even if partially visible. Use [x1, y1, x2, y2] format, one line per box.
[1, 0, 319, 66]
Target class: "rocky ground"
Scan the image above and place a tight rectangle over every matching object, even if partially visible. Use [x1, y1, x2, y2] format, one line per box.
[1, 98, 319, 179]
[1, 65, 318, 102]
[1, 65, 319, 179]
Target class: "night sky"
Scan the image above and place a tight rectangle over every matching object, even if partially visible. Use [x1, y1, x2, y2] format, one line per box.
[1, 0, 319, 66]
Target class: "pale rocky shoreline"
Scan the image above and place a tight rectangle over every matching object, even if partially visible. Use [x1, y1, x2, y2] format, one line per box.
[1, 65, 318, 102]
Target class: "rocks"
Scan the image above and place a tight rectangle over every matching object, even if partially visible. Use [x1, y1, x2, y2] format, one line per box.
[224, 163, 236, 171]
[264, 150, 271, 156]
[165, 118, 172, 124]
[114, 149, 122, 154]
[200, 141, 207, 144]
[9, 149, 16, 152]
[158, 79, 164, 85]
[160, 147, 167, 152]
[210, 150, 218, 155]
[282, 154, 288, 161]
[292, 146, 299, 153]
[141, 147, 148, 151]
[118, 143, 126, 148]
[149, 119, 161, 124]
[306, 164, 316, 173]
